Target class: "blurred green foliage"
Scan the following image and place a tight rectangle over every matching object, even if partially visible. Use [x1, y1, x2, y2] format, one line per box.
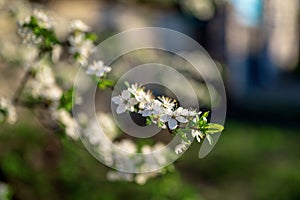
[179, 120, 300, 200]
[0, 119, 300, 200]
[0, 122, 201, 200]
[0, 182, 12, 200]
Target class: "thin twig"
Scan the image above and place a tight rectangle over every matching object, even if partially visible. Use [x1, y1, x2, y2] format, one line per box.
[166, 123, 173, 134]
[178, 125, 199, 130]
[12, 70, 31, 105]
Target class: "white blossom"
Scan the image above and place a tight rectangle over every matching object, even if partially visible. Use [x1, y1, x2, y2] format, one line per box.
[175, 140, 189, 154]
[32, 9, 53, 29]
[127, 84, 154, 109]
[135, 172, 157, 185]
[116, 139, 137, 154]
[17, 25, 42, 45]
[52, 109, 79, 140]
[0, 97, 17, 124]
[0, 41, 37, 65]
[86, 60, 111, 78]
[139, 100, 162, 117]
[107, 171, 133, 182]
[69, 20, 91, 32]
[181, 108, 201, 117]
[82, 118, 114, 166]
[68, 33, 94, 66]
[191, 129, 204, 143]
[112, 90, 138, 114]
[160, 107, 188, 130]
[25, 63, 62, 101]
[17, 9, 53, 45]
[97, 112, 118, 140]
[158, 96, 176, 110]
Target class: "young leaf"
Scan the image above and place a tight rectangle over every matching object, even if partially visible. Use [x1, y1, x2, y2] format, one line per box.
[205, 123, 224, 134]
[97, 79, 114, 90]
[59, 88, 74, 112]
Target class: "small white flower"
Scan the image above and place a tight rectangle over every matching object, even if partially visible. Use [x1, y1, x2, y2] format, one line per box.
[112, 90, 138, 114]
[158, 96, 176, 110]
[68, 33, 95, 65]
[17, 10, 53, 45]
[107, 171, 133, 182]
[135, 173, 158, 185]
[191, 129, 204, 143]
[68, 33, 85, 46]
[26, 63, 62, 101]
[128, 84, 154, 110]
[175, 140, 189, 154]
[97, 112, 118, 140]
[139, 100, 162, 117]
[33, 9, 53, 29]
[160, 107, 188, 130]
[116, 139, 137, 154]
[181, 108, 201, 117]
[86, 60, 111, 78]
[69, 20, 91, 32]
[52, 109, 79, 140]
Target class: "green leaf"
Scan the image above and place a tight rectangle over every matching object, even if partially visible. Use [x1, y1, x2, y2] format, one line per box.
[85, 33, 98, 42]
[97, 79, 115, 90]
[202, 111, 210, 118]
[205, 123, 224, 134]
[73, 52, 80, 59]
[124, 81, 130, 88]
[146, 117, 152, 126]
[59, 88, 74, 112]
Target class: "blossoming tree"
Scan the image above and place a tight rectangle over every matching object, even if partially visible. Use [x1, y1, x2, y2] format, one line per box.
[0, 1, 224, 184]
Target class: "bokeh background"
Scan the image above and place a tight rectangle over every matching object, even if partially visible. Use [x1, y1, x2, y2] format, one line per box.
[0, 0, 300, 199]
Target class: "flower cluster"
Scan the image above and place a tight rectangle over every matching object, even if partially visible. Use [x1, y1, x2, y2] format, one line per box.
[17, 9, 58, 49]
[51, 108, 79, 140]
[112, 83, 224, 154]
[24, 62, 63, 102]
[86, 60, 111, 78]
[68, 20, 96, 66]
[1, 4, 225, 186]
[81, 114, 173, 185]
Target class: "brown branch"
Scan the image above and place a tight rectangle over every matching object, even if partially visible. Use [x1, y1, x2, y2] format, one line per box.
[12, 70, 31, 105]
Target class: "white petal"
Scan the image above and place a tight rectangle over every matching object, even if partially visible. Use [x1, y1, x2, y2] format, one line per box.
[196, 135, 201, 143]
[141, 110, 151, 117]
[121, 90, 131, 100]
[116, 104, 126, 114]
[191, 130, 198, 137]
[85, 68, 94, 75]
[175, 143, 186, 154]
[128, 98, 138, 105]
[105, 66, 111, 73]
[175, 107, 183, 114]
[95, 68, 105, 77]
[207, 134, 213, 145]
[112, 96, 122, 104]
[168, 118, 178, 130]
[160, 114, 169, 122]
[181, 108, 189, 116]
[127, 106, 135, 112]
[176, 116, 188, 123]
